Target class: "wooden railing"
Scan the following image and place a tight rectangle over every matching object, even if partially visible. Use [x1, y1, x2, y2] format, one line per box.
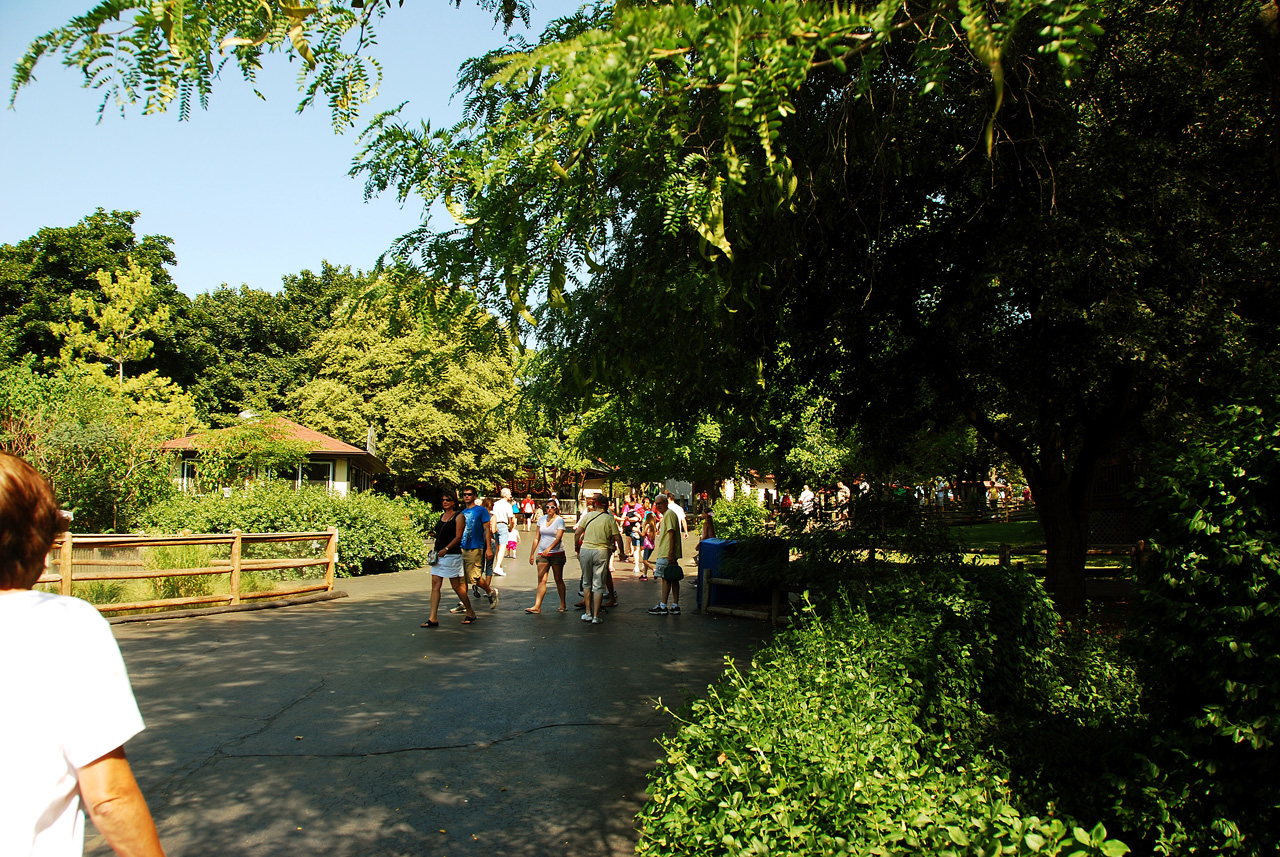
[38, 529, 339, 614]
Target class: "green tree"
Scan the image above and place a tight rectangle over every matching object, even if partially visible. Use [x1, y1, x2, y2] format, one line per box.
[183, 261, 355, 422]
[20, 1, 1280, 615]
[0, 358, 180, 532]
[51, 257, 172, 386]
[289, 282, 527, 487]
[0, 209, 194, 382]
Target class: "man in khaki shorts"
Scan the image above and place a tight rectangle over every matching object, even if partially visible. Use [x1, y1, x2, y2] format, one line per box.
[574, 493, 623, 624]
[647, 494, 684, 615]
[453, 486, 498, 612]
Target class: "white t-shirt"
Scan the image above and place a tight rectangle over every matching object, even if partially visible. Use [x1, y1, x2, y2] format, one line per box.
[0, 591, 145, 857]
[492, 499, 514, 528]
[668, 500, 687, 530]
[537, 515, 566, 554]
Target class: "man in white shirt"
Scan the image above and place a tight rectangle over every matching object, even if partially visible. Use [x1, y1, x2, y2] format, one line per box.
[664, 491, 688, 538]
[491, 487, 516, 576]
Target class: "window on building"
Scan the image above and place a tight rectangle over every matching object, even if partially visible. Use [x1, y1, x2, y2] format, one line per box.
[300, 460, 334, 489]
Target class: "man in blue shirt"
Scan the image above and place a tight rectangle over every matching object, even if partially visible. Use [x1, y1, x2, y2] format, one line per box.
[453, 486, 498, 612]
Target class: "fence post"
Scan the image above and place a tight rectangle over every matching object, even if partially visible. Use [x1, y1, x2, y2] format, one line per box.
[230, 529, 242, 605]
[325, 527, 338, 591]
[60, 530, 73, 596]
[999, 543, 1011, 567]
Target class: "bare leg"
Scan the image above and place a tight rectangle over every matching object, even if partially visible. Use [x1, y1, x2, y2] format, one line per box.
[530, 563, 550, 612]
[668, 580, 680, 607]
[604, 568, 617, 607]
[429, 574, 444, 623]
[448, 577, 475, 618]
[553, 566, 566, 610]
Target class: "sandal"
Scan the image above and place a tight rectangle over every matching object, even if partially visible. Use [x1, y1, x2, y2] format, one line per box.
[461, 614, 479, 624]
[524, 607, 540, 614]
[421, 620, 439, 628]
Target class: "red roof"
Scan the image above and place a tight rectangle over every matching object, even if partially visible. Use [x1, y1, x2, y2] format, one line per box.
[162, 419, 388, 473]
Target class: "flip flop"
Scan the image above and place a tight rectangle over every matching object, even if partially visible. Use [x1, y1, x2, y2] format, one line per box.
[461, 615, 479, 624]
[421, 620, 439, 628]
[525, 607, 541, 614]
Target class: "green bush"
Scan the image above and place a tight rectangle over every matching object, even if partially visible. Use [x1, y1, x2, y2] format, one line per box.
[145, 544, 217, 600]
[140, 482, 427, 576]
[637, 600, 1130, 857]
[1118, 399, 1280, 853]
[711, 494, 770, 540]
[390, 494, 441, 539]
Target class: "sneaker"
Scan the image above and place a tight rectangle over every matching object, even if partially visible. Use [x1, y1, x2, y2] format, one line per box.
[591, 616, 603, 624]
[493, 568, 508, 577]
[668, 604, 681, 615]
[449, 603, 466, 614]
[488, 588, 500, 609]
[648, 604, 667, 615]
[581, 612, 593, 622]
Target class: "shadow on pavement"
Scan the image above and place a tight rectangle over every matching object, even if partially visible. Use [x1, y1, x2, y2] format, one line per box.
[90, 561, 772, 856]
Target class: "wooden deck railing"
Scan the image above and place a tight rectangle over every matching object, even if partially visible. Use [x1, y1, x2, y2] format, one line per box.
[38, 529, 339, 614]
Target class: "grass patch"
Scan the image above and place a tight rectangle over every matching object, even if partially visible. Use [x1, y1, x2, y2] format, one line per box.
[953, 519, 1045, 550]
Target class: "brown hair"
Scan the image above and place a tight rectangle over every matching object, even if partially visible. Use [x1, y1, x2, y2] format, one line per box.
[0, 453, 68, 589]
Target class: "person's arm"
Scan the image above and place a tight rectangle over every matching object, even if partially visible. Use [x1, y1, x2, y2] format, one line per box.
[529, 517, 540, 564]
[483, 517, 493, 556]
[450, 514, 465, 551]
[77, 747, 166, 857]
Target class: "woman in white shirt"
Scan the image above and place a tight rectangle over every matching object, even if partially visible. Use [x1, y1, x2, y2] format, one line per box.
[525, 500, 567, 613]
[0, 451, 166, 857]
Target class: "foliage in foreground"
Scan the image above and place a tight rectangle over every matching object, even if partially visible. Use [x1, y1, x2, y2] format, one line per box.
[1124, 398, 1280, 852]
[637, 592, 1131, 857]
[140, 482, 427, 576]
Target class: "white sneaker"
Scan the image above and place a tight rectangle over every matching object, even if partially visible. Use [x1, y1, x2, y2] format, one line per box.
[493, 568, 508, 576]
[581, 612, 593, 622]
[591, 616, 603, 624]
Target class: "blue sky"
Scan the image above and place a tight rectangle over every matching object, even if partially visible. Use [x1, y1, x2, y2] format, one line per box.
[1, 0, 581, 297]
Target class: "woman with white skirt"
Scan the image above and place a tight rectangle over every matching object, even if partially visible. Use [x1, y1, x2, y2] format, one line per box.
[423, 491, 477, 626]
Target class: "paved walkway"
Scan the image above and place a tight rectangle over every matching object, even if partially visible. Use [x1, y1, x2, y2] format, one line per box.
[92, 543, 772, 857]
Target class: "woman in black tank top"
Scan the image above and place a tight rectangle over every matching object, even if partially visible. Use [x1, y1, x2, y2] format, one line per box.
[423, 492, 475, 626]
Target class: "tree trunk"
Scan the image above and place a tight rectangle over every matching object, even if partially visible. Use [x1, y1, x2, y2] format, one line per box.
[1253, 0, 1280, 192]
[1030, 474, 1090, 615]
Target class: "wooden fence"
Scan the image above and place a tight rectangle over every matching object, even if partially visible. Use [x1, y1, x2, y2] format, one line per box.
[38, 529, 339, 614]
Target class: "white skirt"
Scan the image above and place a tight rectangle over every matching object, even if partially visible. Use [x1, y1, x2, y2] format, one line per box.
[431, 553, 464, 578]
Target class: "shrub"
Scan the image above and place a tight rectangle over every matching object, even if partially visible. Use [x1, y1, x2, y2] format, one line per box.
[711, 493, 770, 539]
[1118, 399, 1280, 853]
[140, 482, 427, 576]
[636, 601, 1130, 857]
[145, 544, 216, 600]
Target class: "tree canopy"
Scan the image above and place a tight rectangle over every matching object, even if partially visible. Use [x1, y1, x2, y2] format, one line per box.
[15, 0, 1280, 610]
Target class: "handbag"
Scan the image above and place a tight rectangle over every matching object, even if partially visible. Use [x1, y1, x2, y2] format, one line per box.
[427, 548, 439, 565]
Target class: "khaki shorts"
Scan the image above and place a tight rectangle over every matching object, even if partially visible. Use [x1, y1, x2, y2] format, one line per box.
[462, 548, 488, 584]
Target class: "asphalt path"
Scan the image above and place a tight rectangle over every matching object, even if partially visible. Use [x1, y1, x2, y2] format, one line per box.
[91, 538, 772, 857]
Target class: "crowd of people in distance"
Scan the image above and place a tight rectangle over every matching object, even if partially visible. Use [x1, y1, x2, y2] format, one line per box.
[422, 487, 702, 626]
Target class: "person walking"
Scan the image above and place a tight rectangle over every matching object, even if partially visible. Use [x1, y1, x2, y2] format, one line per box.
[423, 491, 477, 626]
[491, 487, 516, 577]
[0, 452, 168, 857]
[573, 494, 623, 624]
[525, 499, 567, 613]
[648, 494, 685, 615]
[637, 496, 657, 579]
[454, 485, 498, 612]
[665, 490, 688, 539]
[520, 494, 536, 531]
